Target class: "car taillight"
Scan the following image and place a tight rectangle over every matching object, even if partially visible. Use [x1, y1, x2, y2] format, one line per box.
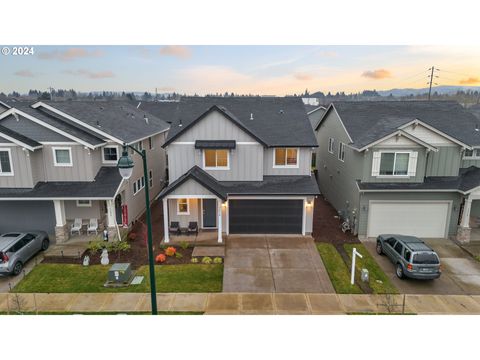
[0, 252, 8, 262]
[407, 264, 413, 271]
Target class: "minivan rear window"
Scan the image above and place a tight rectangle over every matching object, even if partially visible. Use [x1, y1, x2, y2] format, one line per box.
[413, 253, 439, 264]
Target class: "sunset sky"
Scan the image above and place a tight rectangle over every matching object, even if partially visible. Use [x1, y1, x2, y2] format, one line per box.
[1, 45, 480, 95]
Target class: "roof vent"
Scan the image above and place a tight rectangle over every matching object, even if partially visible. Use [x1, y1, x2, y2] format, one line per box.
[96, 120, 101, 127]
[100, 106, 104, 110]
[250, 113, 254, 120]
[137, 102, 141, 109]
[13, 112, 19, 122]
[279, 109, 284, 114]
[475, 124, 479, 132]
[179, 119, 183, 127]
[144, 114, 149, 124]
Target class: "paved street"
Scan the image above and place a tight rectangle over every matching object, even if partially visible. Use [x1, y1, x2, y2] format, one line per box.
[363, 238, 480, 295]
[223, 236, 334, 293]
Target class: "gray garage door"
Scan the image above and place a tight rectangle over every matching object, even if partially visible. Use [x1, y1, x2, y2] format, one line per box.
[229, 199, 303, 234]
[0, 201, 56, 235]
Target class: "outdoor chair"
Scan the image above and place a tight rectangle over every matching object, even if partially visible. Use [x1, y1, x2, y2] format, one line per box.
[71, 218, 82, 235]
[187, 221, 198, 235]
[87, 218, 98, 235]
[169, 221, 180, 235]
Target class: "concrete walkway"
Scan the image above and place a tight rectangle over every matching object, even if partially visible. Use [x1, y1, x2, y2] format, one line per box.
[3, 292, 480, 314]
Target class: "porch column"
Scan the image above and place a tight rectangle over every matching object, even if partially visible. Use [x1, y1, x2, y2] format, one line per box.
[106, 199, 117, 240]
[53, 200, 68, 243]
[163, 198, 169, 243]
[461, 196, 473, 228]
[217, 198, 222, 243]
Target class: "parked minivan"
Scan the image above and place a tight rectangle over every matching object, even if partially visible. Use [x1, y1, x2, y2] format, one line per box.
[376, 234, 441, 280]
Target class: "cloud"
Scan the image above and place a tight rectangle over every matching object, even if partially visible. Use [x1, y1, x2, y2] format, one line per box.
[64, 69, 115, 79]
[459, 77, 480, 85]
[159, 45, 191, 59]
[38, 48, 104, 61]
[14, 70, 36, 78]
[294, 72, 314, 81]
[361, 69, 392, 79]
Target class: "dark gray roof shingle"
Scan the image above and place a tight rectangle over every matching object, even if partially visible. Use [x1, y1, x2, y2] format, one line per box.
[0, 167, 122, 199]
[322, 101, 480, 148]
[0, 124, 41, 148]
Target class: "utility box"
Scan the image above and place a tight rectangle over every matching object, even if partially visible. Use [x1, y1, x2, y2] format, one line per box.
[107, 263, 132, 284]
[361, 268, 369, 283]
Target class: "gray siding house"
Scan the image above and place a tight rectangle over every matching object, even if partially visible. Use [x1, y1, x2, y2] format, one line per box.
[0, 100, 169, 242]
[157, 97, 320, 242]
[312, 101, 480, 243]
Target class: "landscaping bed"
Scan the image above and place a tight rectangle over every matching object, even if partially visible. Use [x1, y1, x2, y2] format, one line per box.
[13, 263, 223, 293]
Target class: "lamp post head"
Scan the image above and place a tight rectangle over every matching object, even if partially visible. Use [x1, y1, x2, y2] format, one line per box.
[117, 146, 134, 179]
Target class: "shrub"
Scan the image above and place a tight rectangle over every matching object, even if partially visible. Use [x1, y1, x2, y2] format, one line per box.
[201, 256, 213, 264]
[165, 246, 177, 257]
[87, 241, 105, 252]
[175, 252, 183, 259]
[190, 257, 199, 264]
[111, 241, 131, 253]
[179, 241, 189, 250]
[155, 254, 166, 263]
[213, 257, 223, 264]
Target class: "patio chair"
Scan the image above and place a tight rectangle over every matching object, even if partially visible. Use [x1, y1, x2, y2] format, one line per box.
[187, 221, 198, 235]
[87, 218, 98, 235]
[169, 221, 180, 235]
[71, 218, 82, 235]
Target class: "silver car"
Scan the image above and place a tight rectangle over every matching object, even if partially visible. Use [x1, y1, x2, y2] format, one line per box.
[376, 234, 441, 280]
[0, 232, 49, 276]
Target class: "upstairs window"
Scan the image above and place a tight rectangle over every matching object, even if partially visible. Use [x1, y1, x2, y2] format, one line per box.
[338, 142, 346, 162]
[328, 138, 334, 154]
[379, 152, 409, 176]
[204, 149, 229, 169]
[53, 147, 72, 167]
[464, 149, 480, 159]
[0, 149, 13, 175]
[102, 145, 119, 163]
[148, 137, 154, 150]
[274, 148, 298, 167]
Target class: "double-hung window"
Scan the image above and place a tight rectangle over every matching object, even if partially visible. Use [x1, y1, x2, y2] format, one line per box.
[102, 145, 119, 163]
[379, 152, 410, 176]
[328, 138, 334, 154]
[0, 149, 13, 175]
[338, 142, 346, 162]
[204, 149, 229, 169]
[274, 148, 298, 167]
[177, 199, 189, 215]
[53, 147, 72, 167]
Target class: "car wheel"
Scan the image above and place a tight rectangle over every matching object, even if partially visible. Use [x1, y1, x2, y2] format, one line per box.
[396, 263, 404, 279]
[12, 262, 23, 276]
[376, 242, 383, 255]
[41, 238, 50, 251]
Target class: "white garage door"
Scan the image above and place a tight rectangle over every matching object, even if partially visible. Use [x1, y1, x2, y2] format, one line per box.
[367, 201, 450, 238]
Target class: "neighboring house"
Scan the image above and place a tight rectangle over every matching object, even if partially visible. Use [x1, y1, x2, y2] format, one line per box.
[312, 101, 480, 243]
[306, 105, 327, 129]
[158, 97, 320, 242]
[0, 100, 169, 242]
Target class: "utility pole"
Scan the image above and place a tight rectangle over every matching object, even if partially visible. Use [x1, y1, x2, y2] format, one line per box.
[427, 66, 439, 101]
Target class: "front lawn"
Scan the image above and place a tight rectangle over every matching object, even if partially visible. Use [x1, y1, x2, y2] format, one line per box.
[344, 244, 398, 294]
[316, 243, 362, 294]
[13, 264, 223, 293]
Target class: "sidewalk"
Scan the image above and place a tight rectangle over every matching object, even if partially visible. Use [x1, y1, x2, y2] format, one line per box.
[2, 292, 480, 314]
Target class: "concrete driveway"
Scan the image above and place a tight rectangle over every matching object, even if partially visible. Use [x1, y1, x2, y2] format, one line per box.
[0, 253, 44, 293]
[363, 238, 480, 295]
[223, 236, 334, 293]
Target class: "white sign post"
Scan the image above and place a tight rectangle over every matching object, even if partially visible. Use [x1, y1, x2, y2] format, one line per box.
[351, 247, 363, 285]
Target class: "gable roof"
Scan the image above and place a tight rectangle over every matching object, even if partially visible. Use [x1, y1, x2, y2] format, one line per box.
[0, 124, 42, 150]
[317, 101, 480, 149]
[159, 97, 317, 148]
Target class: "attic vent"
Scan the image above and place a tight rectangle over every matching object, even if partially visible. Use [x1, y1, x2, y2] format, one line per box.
[250, 113, 254, 120]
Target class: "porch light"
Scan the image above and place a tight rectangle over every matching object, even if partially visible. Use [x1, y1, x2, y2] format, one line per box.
[222, 201, 228, 207]
[306, 200, 313, 207]
[117, 146, 134, 179]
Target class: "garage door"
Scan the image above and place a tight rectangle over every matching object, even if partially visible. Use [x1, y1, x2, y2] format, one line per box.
[229, 199, 303, 234]
[0, 201, 56, 236]
[367, 201, 450, 238]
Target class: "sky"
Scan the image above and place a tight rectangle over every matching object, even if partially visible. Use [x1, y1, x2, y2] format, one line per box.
[1, 45, 480, 95]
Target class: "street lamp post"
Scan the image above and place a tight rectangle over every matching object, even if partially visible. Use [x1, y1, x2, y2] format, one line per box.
[117, 145, 158, 315]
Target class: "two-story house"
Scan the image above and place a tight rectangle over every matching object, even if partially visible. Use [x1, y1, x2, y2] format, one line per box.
[0, 100, 169, 242]
[312, 101, 480, 243]
[157, 97, 320, 242]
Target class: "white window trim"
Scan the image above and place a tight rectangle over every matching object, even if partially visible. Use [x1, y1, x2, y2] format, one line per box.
[463, 148, 480, 159]
[378, 151, 411, 177]
[177, 198, 190, 215]
[52, 146, 73, 167]
[102, 145, 119, 164]
[76, 200, 92, 207]
[133, 176, 145, 196]
[203, 149, 230, 170]
[0, 148, 14, 176]
[273, 147, 300, 169]
[338, 142, 346, 162]
[328, 138, 334, 154]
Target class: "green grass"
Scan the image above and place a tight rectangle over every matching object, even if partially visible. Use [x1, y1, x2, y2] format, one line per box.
[13, 264, 223, 293]
[316, 243, 362, 294]
[344, 244, 398, 294]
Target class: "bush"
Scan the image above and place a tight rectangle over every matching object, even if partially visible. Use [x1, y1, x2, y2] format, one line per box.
[201, 257, 213, 264]
[111, 241, 131, 253]
[87, 240, 105, 252]
[165, 246, 177, 257]
[175, 252, 183, 259]
[213, 257, 223, 264]
[156, 254, 166, 263]
[179, 241, 189, 250]
[190, 257, 199, 264]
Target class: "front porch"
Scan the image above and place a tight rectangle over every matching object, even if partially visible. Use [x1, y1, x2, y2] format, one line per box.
[457, 189, 480, 243]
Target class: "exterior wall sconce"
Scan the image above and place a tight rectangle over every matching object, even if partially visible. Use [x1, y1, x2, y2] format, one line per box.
[306, 200, 313, 207]
[222, 201, 228, 208]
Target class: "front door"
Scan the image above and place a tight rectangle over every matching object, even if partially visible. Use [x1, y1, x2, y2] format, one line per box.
[202, 199, 217, 228]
